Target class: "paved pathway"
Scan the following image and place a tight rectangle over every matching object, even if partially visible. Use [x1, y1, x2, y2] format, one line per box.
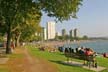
[63, 61, 106, 72]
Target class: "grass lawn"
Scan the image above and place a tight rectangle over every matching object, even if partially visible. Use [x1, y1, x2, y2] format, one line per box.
[0, 65, 8, 72]
[27, 45, 108, 72]
[0, 68, 8, 72]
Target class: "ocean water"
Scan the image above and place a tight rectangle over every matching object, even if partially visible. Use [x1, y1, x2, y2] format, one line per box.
[64, 40, 108, 53]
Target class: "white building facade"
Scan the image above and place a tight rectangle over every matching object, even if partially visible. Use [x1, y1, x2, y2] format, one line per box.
[44, 28, 47, 40]
[47, 21, 56, 40]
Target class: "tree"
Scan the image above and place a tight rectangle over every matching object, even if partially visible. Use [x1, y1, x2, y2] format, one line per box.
[0, 0, 83, 54]
[12, 3, 42, 46]
[38, 0, 83, 21]
[0, 0, 37, 54]
[82, 35, 88, 40]
[0, 35, 3, 42]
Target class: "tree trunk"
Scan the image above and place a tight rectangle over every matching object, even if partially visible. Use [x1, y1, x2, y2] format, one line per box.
[15, 33, 21, 47]
[6, 22, 12, 54]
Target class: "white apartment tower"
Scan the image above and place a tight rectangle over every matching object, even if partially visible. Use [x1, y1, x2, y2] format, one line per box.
[44, 28, 47, 40]
[47, 21, 56, 40]
[41, 27, 47, 40]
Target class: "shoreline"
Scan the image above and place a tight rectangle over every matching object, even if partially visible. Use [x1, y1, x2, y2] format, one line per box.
[36, 40, 108, 53]
[33, 39, 108, 48]
[37, 40, 96, 47]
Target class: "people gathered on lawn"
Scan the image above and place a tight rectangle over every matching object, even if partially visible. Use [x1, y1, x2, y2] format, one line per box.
[64, 46, 96, 57]
[75, 46, 95, 56]
[64, 46, 97, 68]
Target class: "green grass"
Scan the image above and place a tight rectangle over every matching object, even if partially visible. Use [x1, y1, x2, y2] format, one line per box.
[0, 68, 8, 72]
[0, 65, 9, 72]
[7, 53, 23, 58]
[96, 57, 108, 72]
[27, 45, 108, 72]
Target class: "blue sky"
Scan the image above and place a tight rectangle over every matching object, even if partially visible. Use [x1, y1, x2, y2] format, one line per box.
[40, 0, 108, 37]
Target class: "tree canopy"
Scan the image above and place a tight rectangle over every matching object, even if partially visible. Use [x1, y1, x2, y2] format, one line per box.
[36, 0, 82, 21]
[0, 0, 83, 54]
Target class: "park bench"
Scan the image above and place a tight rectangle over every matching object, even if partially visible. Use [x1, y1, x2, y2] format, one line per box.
[64, 48, 97, 68]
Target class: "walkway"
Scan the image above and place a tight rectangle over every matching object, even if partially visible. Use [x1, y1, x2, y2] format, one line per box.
[7, 47, 57, 72]
[63, 61, 106, 72]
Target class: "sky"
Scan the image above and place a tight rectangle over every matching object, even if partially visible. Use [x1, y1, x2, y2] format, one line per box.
[40, 0, 108, 37]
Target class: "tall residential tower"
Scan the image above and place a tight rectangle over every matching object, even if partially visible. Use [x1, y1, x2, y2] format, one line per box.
[41, 27, 47, 40]
[62, 29, 66, 37]
[47, 21, 56, 40]
[69, 29, 73, 38]
[74, 28, 79, 38]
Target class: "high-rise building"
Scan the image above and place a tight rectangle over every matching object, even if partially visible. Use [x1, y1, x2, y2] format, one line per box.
[69, 29, 73, 38]
[74, 28, 79, 38]
[61, 29, 67, 40]
[62, 29, 66, 37]
[44, 28, 47, 40]
[41, 27, 47, 40]
[47, 21, 56, 40]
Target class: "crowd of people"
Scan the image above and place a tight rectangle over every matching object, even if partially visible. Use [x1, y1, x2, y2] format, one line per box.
[76, 46, 95, 56]
[64, 46, 96, 57]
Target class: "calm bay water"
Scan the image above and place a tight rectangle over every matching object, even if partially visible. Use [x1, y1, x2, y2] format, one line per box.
[64, 40, 108, 53]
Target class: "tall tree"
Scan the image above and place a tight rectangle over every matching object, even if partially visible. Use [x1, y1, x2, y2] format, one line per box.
[11, 2, 42, 46]
[0, 0, 83, 54]
[0, 0, 34, 54]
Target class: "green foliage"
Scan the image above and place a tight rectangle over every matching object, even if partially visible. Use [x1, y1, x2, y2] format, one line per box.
[0, 0, 83, 53]
[0, 36, 3, 42]
[0, 0, 83, 40]
[9, 2, 41, 41]
[0, 68, 8, 72]
[70, 37, 74, 41]
[8, 53, 24, 58]
[0, 0, 41, 53]
[0, 0, 42, 45]
[82, 35, 88, 40]
[56, 36, 63, 41]
[38, 0, 83, 21]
